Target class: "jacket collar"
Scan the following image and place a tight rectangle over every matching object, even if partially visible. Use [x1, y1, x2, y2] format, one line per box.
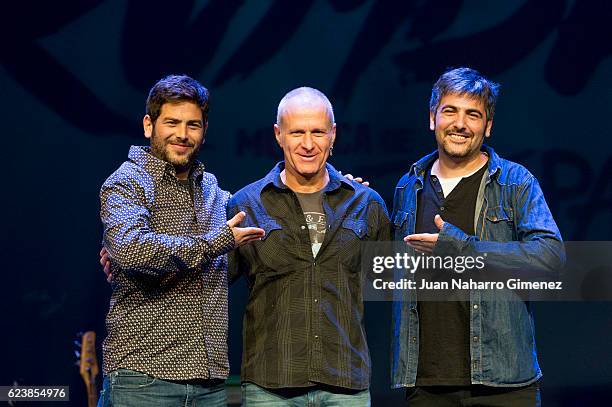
[407, 144, 502, 181]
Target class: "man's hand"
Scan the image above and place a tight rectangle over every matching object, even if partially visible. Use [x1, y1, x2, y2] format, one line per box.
[342, 172, 370, 187]
[100, 247, 113, 283]
[404, 214, 445, 254]
[227, 211, 265, 248]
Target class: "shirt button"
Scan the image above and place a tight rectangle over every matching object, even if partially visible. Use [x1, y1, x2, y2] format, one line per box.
[314, 299, 318, 303]
[440, 206, 445, 211]
[301, 225, 306, 230]
[314, 335, 319, 340]
[473, 336, 479, 342]
[412, 336, 417, 343]
[473, 304, 479, 310]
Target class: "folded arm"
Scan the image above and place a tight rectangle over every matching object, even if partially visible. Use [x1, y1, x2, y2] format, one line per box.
[100, 179, 234, 278]
[407, 176, 566, 276]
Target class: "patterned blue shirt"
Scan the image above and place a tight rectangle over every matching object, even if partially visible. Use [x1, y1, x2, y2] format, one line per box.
[100, 146, 234, 380]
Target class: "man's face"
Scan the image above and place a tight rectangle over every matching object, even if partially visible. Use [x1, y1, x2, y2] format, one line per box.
[274, 101, 336, 181]
[430, 93, 492, 162]
[143, 101, 206, 177]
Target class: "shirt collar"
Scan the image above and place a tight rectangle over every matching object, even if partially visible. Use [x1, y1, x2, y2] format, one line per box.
[259, 161, 354, 194]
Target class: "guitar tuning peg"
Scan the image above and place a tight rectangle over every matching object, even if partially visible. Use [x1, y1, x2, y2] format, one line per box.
[74, 360, 80, 367]
[74, 340, 82, 347]
[77, 331, 84, 337]
[74, 350, 81, 359]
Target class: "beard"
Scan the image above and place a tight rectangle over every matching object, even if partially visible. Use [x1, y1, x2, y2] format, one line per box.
[440, 139, 471, 158]
[438, 127, 482, 160]
[149, 129, 201, 173]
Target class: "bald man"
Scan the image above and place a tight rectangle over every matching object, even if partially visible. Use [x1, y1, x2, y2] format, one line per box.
[228, 87, 391, 406]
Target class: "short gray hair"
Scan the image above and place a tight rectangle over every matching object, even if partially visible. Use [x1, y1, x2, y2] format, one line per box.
[276, 87, 335, 126]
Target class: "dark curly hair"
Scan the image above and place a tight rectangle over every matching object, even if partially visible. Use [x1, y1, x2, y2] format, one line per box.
[146, 74, 210, 123]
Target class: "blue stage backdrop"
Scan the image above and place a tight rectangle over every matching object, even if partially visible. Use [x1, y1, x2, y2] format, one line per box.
[1, 0, 611, 405]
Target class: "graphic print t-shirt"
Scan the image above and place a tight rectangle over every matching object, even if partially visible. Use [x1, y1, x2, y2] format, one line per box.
[295, 191, 326, 258]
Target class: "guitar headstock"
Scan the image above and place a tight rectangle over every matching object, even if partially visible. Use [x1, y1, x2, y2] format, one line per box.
[75, 331, 98, 389]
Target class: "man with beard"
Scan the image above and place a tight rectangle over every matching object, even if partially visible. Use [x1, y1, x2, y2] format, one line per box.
[98, 75, 264, 406]
[228, 87, 391, 406]
[391, 68, 565, 406]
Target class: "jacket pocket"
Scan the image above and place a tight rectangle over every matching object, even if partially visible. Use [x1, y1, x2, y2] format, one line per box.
[484, 206, 515, 240]
[393, 210, 413, 241]
[393, 210, 409, 229]
[485, 206, 513, 222]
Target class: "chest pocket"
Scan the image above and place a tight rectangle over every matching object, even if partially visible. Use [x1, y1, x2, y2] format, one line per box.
[250, 216, 293, 275]
[337, 218, 368, 270]
[393, 211, 409, 228]
[259, 218, 282, 240]
[392, 210, 413, 240]
[341, 218, 368, 239]
[484, 206, 515, 241]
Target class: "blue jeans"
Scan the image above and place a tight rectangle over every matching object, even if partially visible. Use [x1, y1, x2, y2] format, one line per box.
[98, 369, 227, 407]
[242, 382, 370, 407]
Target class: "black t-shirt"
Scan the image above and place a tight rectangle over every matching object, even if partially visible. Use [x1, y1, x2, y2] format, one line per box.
[415, 160, 488, 386]
[295, 190, 327, 258]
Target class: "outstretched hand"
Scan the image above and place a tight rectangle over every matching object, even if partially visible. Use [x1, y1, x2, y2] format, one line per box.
[404, 215, 445, 254]
[227, 211, 265, 248]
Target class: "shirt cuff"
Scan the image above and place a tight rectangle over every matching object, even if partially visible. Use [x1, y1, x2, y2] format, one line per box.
[434, 222, 469, 256]
[198, 224, 235, 259]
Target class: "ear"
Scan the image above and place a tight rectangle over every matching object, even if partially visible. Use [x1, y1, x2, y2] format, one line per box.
[202, 120, 208, 143]
[330, 123, 337, 148]
[274, 123, 283, 147]
[143, 115, 153, 139]
[485, 119, 493, 138]
[429, 111, 435, 131]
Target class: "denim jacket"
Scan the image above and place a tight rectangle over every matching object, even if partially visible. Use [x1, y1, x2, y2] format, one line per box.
[390, 145, 565, 388]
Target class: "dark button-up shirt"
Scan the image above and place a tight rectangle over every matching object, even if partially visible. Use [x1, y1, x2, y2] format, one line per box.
[100, 146, 234, 380]
[228, 162, 391, 390]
